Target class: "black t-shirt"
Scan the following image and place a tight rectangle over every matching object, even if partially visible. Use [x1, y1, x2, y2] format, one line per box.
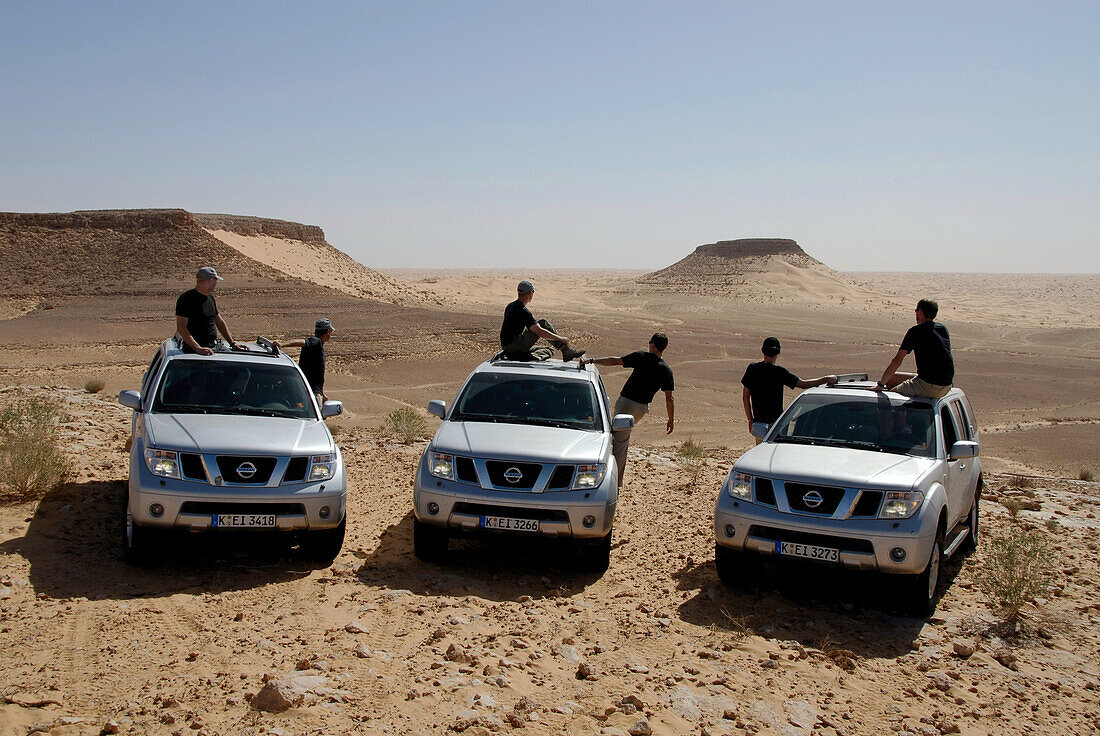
[175, 289, 218, 347]
[741, 361, 799, 424]
[900, 321, 954, 385]
[298, 336, 326, 393]
[500, 299, 536, 347]
[619, 351, 675, 404]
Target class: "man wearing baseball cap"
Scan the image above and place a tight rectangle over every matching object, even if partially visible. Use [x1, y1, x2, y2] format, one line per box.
[283, 318, 335, 408]
[499, 280, 585, 362]
[741, 337, 837, 444]
[174, 266, 246, 354]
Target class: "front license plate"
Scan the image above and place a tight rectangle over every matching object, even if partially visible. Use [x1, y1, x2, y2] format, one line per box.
[776, 540, 839, 562]
[213, 514, 276, 528]
[480, 515, 540, 533]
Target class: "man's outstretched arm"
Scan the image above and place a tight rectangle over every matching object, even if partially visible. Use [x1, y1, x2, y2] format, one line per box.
[664, 391, 674, 434]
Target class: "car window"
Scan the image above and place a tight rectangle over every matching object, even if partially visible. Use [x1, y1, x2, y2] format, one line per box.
[451, 373, 603, 431]
[152, 360, 317, 419]
[770, 394, 935, 458]
[948, 401, 969, 441]
[940, 405, 959, 452]
[957, 397, 977, 440]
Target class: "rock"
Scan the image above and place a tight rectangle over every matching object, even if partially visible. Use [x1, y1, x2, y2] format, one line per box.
[446, 643, 473, 663]
[250, 681, 303, 713]
[936, 718, 961, 734]
[344, 620, 369, 634]
[628, 717, 653, 736]
[992, 647, 1018, 670]
[354, 642, 371, 658]
[952, 638, 976, 658]
[577, 662, 595, 679]
[553, 644, 581, 665]
[101, 720, 121, 734]
[784, 700, 819, 731]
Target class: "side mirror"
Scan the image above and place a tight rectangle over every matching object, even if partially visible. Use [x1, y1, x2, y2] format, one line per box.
[118, 390, 141, 410]
[321, 400, 343, 417]
[950, 440, 979, 460]
[611, 413, 635, 431]
[428, 400, 446, 419]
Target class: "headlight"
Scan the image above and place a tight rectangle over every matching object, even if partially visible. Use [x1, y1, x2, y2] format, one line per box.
[309, 453, 336, 481]
[726, 471, 753, 501]
[879, 490, 924, 519]
[573, 464, 605, 489]
[144, 448, 180, 478]
[429, 452, 454, 480]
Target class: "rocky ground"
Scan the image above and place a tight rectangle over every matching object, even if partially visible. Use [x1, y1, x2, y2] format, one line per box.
[1, 387, 1098, 736]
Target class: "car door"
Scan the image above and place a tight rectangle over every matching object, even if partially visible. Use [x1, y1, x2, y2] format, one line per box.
[948, 398, 980, 504]
[939, 402, 969, 527]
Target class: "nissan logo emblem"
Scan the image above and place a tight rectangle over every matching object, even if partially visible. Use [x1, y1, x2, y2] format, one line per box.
[503, 467, 524, 484]
[803, 490, 824, 509]
[236, 461, 258, 479]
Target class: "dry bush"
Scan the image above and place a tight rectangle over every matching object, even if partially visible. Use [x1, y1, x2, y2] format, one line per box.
[386, 407, 429, 444]
[1000, 498, 1023, 518]
[1009, 473, 1034, 489]
[976, 525, 1055, 623]
[676, 436, 708, 483]
[0, 395, 71, 503]
[1080, 469, 1095, 482]
[83, 379, 106, 394]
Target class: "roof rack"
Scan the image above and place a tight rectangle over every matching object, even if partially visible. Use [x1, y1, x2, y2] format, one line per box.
[834, 373, 869, 383]
[256, 336, 281, 356]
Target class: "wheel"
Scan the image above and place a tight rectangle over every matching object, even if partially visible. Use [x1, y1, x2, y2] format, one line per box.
[901, 529, 944, 617]
[961, 486, 980, 555]
[715, 543, 754, 588]
[575, 531, 612, 574]
[299, 516, 346, 563]
[413, 519, 449, 562]
[121, 492, 162, 566]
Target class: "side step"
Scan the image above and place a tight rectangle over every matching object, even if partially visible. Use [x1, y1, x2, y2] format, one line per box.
[943, 524, 970, 558]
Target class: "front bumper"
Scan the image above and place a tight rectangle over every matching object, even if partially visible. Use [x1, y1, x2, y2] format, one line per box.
[413, 453, 616, 540]
[714, 494, 939, 575]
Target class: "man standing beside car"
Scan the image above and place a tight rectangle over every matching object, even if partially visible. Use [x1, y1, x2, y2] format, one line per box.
[282, 318, 335, 408]
[582, 333, 675, 485]
[174, 266, 246, 354]
[873, 299, 954, 399]
[742, 337, 837, 444]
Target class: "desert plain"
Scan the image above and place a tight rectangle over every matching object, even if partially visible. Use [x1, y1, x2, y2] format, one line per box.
[0, 212, 1098, 736]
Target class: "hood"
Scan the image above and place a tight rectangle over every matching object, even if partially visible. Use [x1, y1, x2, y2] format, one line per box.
[145, 413, 334, 456]
[432, 421, 607, 464]
[736, 442, 938, 489]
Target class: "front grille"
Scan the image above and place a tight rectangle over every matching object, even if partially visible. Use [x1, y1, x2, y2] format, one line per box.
[755, 478, 776, 506]
[180, 502, 306, 515]
[749, 525, 875, 555]
[785, 482, 845, 515]
[452, 502, 569, 523]
[215, 456, 277, 484]
[485, 461, 542, 489]
[851, 491, 883, 517]
[180, 453, 207, 481]
[282, 457, 309, 483]
[546, 465, 575, 490]
[456, 457, 479, 484]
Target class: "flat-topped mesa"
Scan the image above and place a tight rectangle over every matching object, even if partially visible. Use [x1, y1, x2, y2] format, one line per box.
[639, 237, 827, 286]
[0, 208, 195, 232]
[193, 214, 326, 245]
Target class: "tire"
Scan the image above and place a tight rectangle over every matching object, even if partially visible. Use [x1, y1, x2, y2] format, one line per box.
[299, 517, 346, 563]
[413, 519, 449, 563]
[715, 543, 752, 588]
[902, 529, 944, 617]
[575, 531, 612, 574]
[121, 493, 162, 566]
[961, 487, 980, 555]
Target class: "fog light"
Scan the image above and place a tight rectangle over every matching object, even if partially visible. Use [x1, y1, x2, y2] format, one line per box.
[149, 503, 164, 518]
[724, 524, 736, 538]
[319, 505, 331, 519]
[427, 502, 440, 515]
[582, 515, 596, 528]
[890, 547, 907, 563]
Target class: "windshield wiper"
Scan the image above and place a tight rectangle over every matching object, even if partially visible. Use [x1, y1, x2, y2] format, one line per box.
[230, 408, 299, 418]
[773, 436, 821, 446]
[153, 405, 210, 414]
[452, 414, 514, 424]
[524, 419, 591, 430]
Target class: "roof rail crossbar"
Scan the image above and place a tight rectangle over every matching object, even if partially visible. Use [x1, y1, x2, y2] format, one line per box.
[256, 336, 280, 356]
[834, 373, 869, 383]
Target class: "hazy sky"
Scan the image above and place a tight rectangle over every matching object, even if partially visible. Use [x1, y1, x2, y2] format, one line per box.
[2, 2, 1097, 272]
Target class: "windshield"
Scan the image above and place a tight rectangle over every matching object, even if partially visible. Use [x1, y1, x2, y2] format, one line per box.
[152, 360, 317, 419]
[451, 373, 603, 431]
[770, 394, 936, 458]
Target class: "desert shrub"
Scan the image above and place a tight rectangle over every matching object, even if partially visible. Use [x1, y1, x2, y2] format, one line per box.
[1000, 498, 1023, 518]
[0, 395, 71, 503]
[1079, 469, 1094, 482]
[1009, 474, 1034, 489]
[676, 437, 708, 483]
[84, 379, 105, 394]
[976, 525, 1055, 622]
[386, 407, 429, 444]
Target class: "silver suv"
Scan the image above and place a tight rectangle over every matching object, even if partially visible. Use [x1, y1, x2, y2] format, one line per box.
[412, 358, 633, 572]
[119, 337, 347, 564]
[714, 379, 982, 615]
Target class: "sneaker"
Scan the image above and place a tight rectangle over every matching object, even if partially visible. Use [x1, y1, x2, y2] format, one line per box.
[561, 348, 586, 362]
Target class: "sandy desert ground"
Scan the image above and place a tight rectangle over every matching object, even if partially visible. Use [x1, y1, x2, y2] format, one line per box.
[1, 235, 1098, 736]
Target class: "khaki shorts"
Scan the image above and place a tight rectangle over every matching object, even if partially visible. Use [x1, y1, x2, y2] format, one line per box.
[894, 376, 951, 400]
